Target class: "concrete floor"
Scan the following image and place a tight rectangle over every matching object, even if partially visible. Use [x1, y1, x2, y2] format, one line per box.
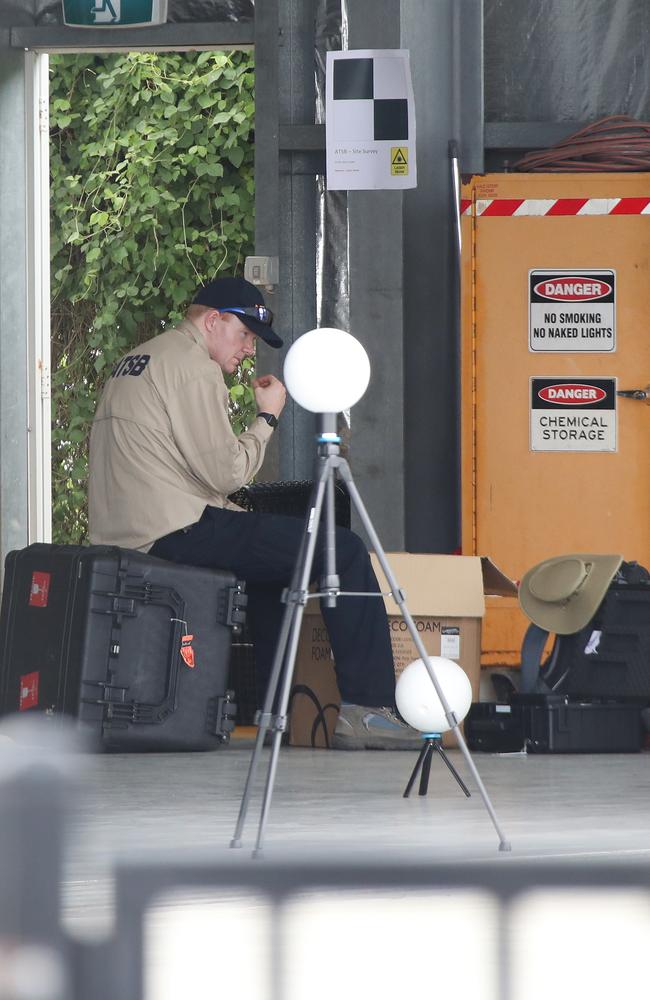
[39, 731, 650, 1000]
[62, 732, 650, 936]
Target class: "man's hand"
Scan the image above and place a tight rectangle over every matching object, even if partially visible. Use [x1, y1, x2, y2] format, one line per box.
[252, 374, 287, 418]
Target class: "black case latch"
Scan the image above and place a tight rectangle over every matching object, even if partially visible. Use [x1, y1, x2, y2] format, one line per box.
[225, 583, 247, 634]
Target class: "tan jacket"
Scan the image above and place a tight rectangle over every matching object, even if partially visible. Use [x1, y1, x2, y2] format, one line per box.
[88, 318, 272, 551]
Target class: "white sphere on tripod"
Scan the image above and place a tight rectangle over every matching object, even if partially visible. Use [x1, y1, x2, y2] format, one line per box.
[283, 328, 371, 413]
[395, 656, 473, 733]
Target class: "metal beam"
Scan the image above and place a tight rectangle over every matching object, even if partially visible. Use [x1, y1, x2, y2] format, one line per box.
[25, 52, 52, 544]
[11, 21, 254, 51]
[485, 120, 589, 149]
[347, 0, 405, 551]
[277, 0, 321, 482]
[0, 37, 30, 570]
[252, 0, 283, 481]
[455, 0, 484, 172]
[401, 0, 484, 553]
[256, 0, 320, 485]
[279, 123, 325, 150]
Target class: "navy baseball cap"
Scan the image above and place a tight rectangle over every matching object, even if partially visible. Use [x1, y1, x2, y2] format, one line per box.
[192, 276, 283, 348]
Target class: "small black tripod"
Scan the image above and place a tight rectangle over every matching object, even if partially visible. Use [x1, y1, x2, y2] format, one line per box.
[403, 734, 472, 799]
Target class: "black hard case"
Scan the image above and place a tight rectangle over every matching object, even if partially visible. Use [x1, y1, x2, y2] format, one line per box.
[516, 695, 644, 753]
[465, 702, 525, 753]
[0, 544, 245, 751]
[466, 696, 643, 754]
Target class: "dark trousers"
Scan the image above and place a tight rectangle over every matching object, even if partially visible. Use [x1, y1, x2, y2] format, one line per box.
[150, 506, 396, 707]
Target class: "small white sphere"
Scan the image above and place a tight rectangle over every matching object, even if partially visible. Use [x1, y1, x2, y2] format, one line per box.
[395, 656, 473, 733]
[283, 328, 371, 413]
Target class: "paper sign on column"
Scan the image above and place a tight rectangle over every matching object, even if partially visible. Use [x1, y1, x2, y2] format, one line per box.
[326, 49, 417, 191]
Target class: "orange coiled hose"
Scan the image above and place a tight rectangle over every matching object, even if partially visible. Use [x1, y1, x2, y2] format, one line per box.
[513, 115, 650, 172]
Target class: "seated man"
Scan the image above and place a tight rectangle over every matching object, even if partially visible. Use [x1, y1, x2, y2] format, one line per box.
[88, 275, 419, 749]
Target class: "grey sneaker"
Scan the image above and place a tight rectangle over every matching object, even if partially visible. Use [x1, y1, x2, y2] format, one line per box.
[331, 704, 423, 750]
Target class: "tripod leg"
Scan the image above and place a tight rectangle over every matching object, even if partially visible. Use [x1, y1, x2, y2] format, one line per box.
[251, 456, 336, 857]
[434, 744, 471, 798]
[418, 741, 434, 796]
[230, 460, 331, 850]
[252, 591, 312, 858]
[230, 581, 303, 848]
[337, 461, 511, 852]
[403, 739, 428, 798]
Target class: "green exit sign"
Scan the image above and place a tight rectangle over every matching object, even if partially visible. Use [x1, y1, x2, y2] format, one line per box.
[63, 0, 167, 27]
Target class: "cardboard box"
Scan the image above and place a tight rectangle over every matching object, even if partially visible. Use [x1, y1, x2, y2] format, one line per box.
[289, 553, 516, 748]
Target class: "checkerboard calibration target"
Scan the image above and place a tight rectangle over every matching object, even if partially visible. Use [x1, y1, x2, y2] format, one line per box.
[333, 56, 409, 141]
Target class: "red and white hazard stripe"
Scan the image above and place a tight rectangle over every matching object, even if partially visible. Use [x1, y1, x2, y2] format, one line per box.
[460, 197, 650, 216]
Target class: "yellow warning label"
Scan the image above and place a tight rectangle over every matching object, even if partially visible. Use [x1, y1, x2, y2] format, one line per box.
[391, 146, 409, 176]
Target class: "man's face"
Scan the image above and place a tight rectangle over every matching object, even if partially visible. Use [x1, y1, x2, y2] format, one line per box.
[203, 311, 257, 374]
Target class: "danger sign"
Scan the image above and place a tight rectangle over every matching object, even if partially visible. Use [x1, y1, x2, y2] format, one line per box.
[530, 377, 617, 452]
[529, 269, 616, 353]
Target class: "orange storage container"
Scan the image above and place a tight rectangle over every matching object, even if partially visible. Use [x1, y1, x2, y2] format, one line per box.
[461, 173, 650, 666]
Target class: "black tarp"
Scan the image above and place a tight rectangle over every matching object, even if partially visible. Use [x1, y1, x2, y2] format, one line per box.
[485, 0, 650, 121]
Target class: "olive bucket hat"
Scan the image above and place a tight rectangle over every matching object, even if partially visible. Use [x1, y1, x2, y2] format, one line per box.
[518, 553, 623, 635]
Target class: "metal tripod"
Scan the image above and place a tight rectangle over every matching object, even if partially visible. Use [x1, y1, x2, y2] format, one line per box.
[230, 414, 511, 856]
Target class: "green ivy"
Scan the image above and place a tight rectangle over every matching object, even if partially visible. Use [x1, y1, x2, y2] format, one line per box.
[50, 50, 256, 544]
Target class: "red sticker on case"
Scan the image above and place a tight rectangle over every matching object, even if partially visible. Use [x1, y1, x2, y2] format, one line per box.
[19, 672, 39, 710]
[29, 572, 51, 607]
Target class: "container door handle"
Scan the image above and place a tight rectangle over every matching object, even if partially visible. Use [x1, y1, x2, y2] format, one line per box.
[616, 384, 650, 403]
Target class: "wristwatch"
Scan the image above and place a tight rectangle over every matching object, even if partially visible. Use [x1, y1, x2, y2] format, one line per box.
[257, 411, 278, 428]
